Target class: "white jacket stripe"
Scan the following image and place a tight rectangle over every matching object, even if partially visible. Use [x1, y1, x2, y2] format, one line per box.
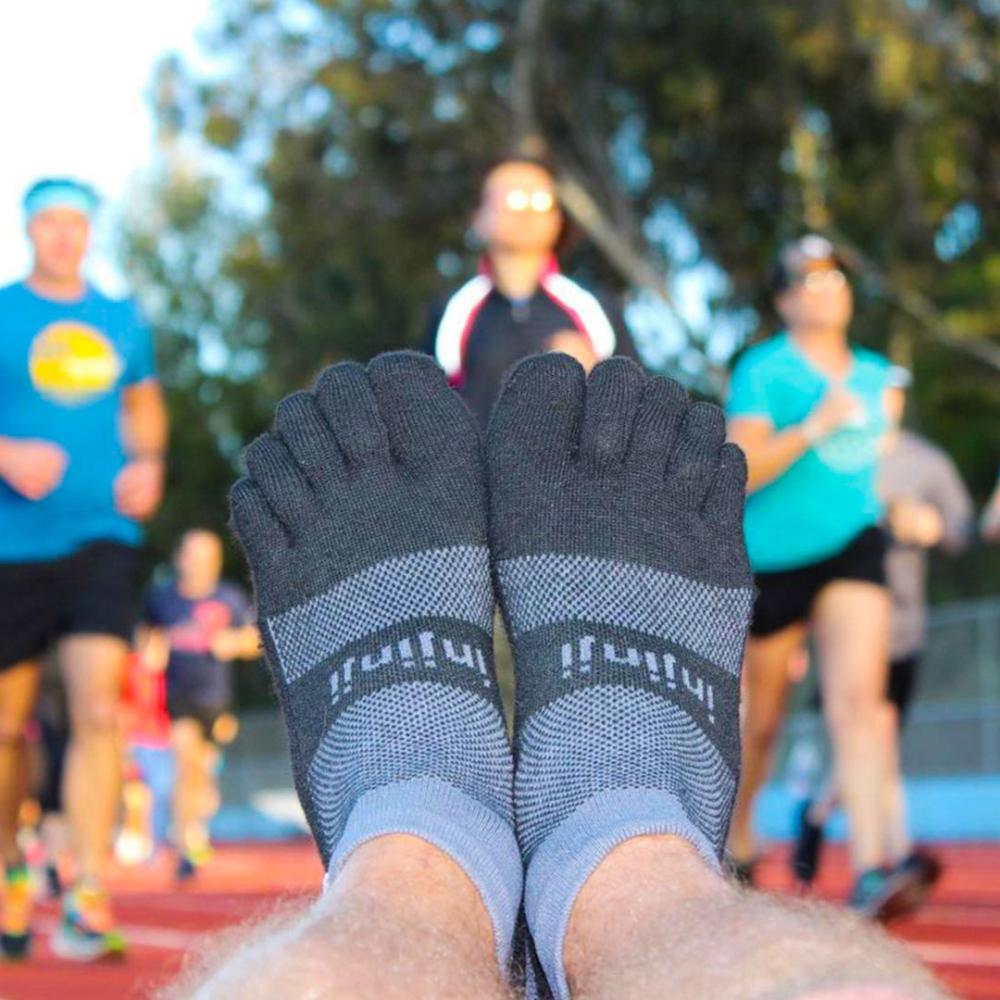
[542, 273, 617, 357]
[433, 275, 493, 376]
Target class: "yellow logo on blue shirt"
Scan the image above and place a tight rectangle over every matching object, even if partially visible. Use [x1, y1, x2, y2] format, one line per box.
[29, 321, 123, 406]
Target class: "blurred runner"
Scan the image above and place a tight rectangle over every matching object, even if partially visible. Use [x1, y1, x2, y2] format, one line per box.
[725, 235, 901, 916]
[0, 178, 167, 960]
[792, 368, 973, 915]
[116, 648, 174, 866]
[424, 156, 635, 426]
[140, 530, 258, 880]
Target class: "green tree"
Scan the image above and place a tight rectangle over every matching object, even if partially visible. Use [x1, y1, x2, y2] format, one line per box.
[125, 0, 1000, 593]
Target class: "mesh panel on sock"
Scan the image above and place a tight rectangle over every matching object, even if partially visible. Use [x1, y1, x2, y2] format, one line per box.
[498, 553, 751, 677]
[515, 685, 734, 860]
[268, 546, 493, 683]
[308, 680, 514, 857]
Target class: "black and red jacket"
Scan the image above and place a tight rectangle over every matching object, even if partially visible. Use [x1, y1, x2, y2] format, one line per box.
[423, 256, 635, 426]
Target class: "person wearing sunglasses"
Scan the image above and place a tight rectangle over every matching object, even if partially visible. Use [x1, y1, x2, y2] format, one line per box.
[725, 235, 904, 917]
[424, 157, 635, 426]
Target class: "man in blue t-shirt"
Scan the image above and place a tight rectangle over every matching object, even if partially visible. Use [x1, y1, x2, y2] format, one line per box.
[725, 235, 903, 918]
[141, 529, 258, 880]
[0, 179, 168, 961]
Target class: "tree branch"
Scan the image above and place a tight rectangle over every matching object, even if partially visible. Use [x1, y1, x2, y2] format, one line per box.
[556, 171, 703, 348]
[511, 0, 548, 152]
[508, 1, 701, 349]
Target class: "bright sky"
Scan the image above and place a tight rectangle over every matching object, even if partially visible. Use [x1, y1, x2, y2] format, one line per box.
[0, 0, 213, 294]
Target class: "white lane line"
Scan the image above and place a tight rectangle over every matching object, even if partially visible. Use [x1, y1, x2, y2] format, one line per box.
[33, 916, 202, 952]
[908, 941, 1000, 968]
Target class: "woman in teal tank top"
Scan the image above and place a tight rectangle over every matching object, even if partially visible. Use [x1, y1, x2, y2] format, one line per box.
[724, 236, 908, 918]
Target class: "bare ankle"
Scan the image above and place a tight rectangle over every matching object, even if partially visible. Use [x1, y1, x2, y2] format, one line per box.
[326, 834, 499, 967]
[564, 834, 728, 992]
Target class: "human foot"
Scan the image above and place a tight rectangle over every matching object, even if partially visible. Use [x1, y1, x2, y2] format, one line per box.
[488, 354, 753, 996]
[231, 353, 521, 966]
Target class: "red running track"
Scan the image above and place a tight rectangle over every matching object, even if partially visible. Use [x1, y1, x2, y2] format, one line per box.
[2, 841, 998, 998]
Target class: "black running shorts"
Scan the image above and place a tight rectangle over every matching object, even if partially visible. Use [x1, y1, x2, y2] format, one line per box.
[750, 526, 887, 637]
[886, 653, 920, 725]
[0, 540, 142, 670]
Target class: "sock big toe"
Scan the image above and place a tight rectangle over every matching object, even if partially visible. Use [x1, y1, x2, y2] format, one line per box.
[488, 354, 754, 998]
[231, 352, 521, 968]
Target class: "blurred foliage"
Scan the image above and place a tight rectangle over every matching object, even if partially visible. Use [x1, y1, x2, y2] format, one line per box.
[123, 0, 1000, 602]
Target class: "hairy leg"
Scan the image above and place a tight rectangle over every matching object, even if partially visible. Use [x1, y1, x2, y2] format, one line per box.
[812, 582, 891, 872]
[59, 634, 128, 880]
[564, 835, 946, 1000]
[168, 834, 513, 1000]
[0, 662, 39, 866]
[729, 624, 805, 861]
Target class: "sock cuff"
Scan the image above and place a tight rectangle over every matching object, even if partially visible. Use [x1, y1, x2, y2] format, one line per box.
[325, 777, 523, 970]
[524, 788, 720, 1000]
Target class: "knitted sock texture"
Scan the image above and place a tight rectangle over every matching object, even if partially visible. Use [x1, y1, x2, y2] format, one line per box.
[488, 354, 753, 998]
[231, 352, 521, 967]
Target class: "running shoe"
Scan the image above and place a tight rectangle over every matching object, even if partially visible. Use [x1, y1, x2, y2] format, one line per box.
[51, 880, 125, 961]
[791, 800, 825, 886]
[175, 841, 213, 883]
[175, 855, 197, 883]
[848, 865, 914, 923]
[887, 848, 943, 919]
[1, 863, 33, 960]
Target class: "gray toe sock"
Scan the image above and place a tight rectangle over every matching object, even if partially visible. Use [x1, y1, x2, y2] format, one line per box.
[488, 354, 754, 998]
[231, 352, 521, 968]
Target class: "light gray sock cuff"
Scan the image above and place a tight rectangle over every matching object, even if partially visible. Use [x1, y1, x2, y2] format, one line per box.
[325, 777, 523, 970]
[524, 788, 720, 1000]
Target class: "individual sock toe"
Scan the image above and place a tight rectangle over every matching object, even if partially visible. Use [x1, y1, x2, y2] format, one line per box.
[578, 358, 646, 473]
[243, 433, 323, 539]
[667, 401, 728, 508]
[228, 477, 289, 564]
[488, 353, 586, 469]
[367, 351, 478, 465]
[627, 375, 688, 477]
[314, 363, 390, 466]
[274, 391, 345, 484]
[704, 442, 748, 529]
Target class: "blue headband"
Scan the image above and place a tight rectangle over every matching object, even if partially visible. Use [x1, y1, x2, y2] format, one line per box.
[23, 180, 99, 221]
